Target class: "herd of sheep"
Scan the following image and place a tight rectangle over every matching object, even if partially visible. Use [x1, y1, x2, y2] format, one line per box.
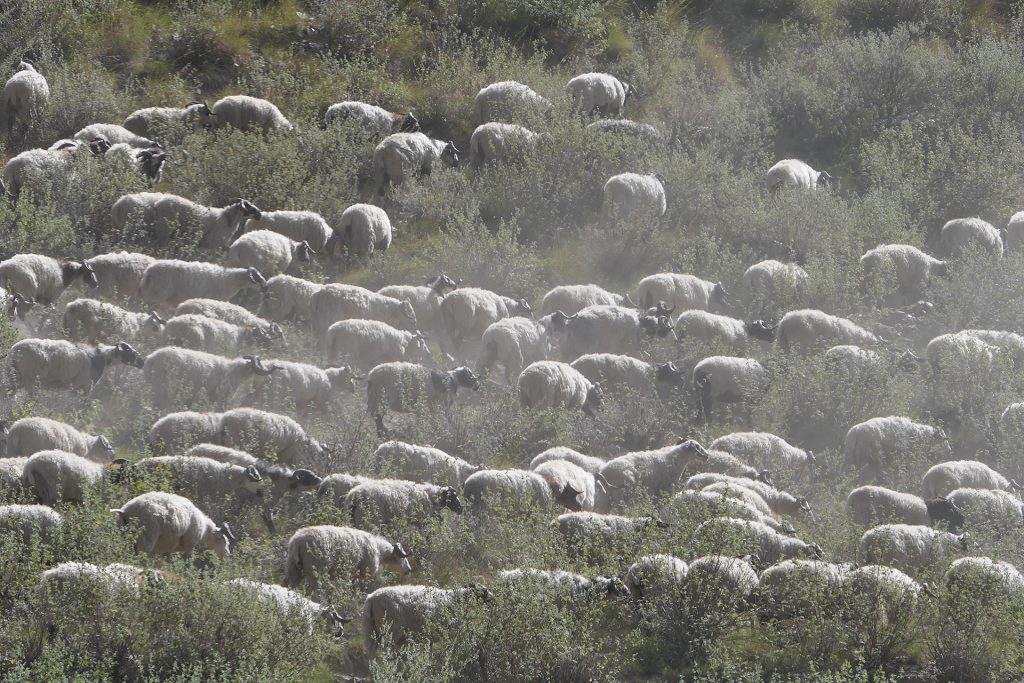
[3, 58, 1024, 670]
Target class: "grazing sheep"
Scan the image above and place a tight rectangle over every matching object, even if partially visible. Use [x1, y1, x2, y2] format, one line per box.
[160, 313, 283, 353]
[373, 132, 460, 194]
[140, 260, 268, 310]
[842, 416, 950, 481]
[323, 319, 429, 370]
[6, 417, 115, 462]
[147, 411, 223, 456]
[857, 524, 969, 574]
[999, 402, 1024, 455]
[599, 439, 710, 507]
[220, 407, 328, 468]
[238, 209, 335, 253]
[684, 473, 813, 517]
[959, 328, 1024, 367]
[569, 354, 687, 398]
[317, 473, 379, 507]
[693, 482, 774, 516]
[261, 275, 323, 323]
[473, 81, 552, 124]
[210, 95, 292, 133]
[73, 123, 156, 149]
[284, 525, 411, 591]
[129, 455, 264, 510]
[692, 355, 766, 421]
[566, 72, 636, 116]
[2, 61, 48, 138]
[694, 517, 823, 566]
[479, 313, 570, 383]
[0, 458, 29, 491]
[636, 273, 728, 313]
[175, 298, 270, 328]
[926, 332, 1000, 416]
[625, 555, 688, 599]
[823, 344, 887, 374]
[366, 362, 479, 437]
[469, 122, 537, 169]
[111, 491, 235, 558]
[861, 244, 948, 302]
[758, 560, 849, 618]
[540, 284, 627, 316]
[378, 274, 459, 335]
[741, 260, 809, 312]
[518, 360, 604, 417]
[0, 504, 61, 543]
[247, 359, 356, 414]
[1005, 210, 1024, 253]
[675, 488, 792, 534]
[699, 449, 771, 481]
[324, 101, 418, 134]
[587, 119, 665, 144]
[143, 348, 275, 409]
[227, 230, 314, 276]
[439, 287, 532, 354]
[346, 479, 462, 529]
[766, 159, 833, 191]
[674, 311, 777, 351]
[62, 299, 165, 344]
[945, 557, 1024, 598]
[372, 441, 480, 488]
[497, 568, 627, 604]
[846, 486, 964, 529]
[939, 217, 1003, 259]
[945, 488, 1024, 528]
[22, 450, 107, 505]
[37, 562, 160, 617]
[8, 339, 143, 394]
[186, 443, 322, 504]
[710, 432, 814, 479]
[554, 512, 664, 560]
[336, 204, 393, 260]
[0, 254, 97, 305]
[462, 468, 554, 513]
[533, 458, 612, 513]
[111, 193, 261, 247]
[123, 101, 213, 138]
[82, 251, 155, 302]
[310, 283, 417, 336]
[840, 564, 923, 618]
[685, 555, 759, 601]
[103, 143, 166, 183]
[776, 309, 880, 354]
[561, 305, 673, 359]
[224, 578, 349, 638]
[361, 584, 490, 657]
[2, 143, 80, 197]
[529, 446, 606, 476]
[602, 172, 666, 219]
[922, 460, 1023, 499]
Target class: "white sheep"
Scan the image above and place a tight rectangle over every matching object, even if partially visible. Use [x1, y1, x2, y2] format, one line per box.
[2, 144, 78, 197]
[846, 486, 965, 529]
[366, 362, 479, 437]
[692, 355, 766, 421]
[945, 557, 1024, 599]
[741, 260, 809, 313]
[143, 348, 275, 409]
[246, 358, 355, 416]
[310, 283, 417, 336]
[710, 431, 814, 479]
[561, 305, 673, 359]
[323, 319, 429, 370]
[378, 274, 459, 334]
[857, 524, 968, 575]
[497, 568, 627, 604]
[674, 311, 778, 351]
[324, 101, 418, 134]
[462, 468, 554, 513]
[566, 72, 636, 116]
[372, 440, 480, 488]
[62, 298, 165, 345]
[842, 416, 950, 481]
[111, 193, 261, 247]
[186, 443, 323, 505]
[517, 360, 603, 417]
[684, 473, 813, 517]
[1006, 210, 1024, 253]
[685, 555, 759, 601]
[317, 473, 379, 507]
[758, 559, 849, 618]
[554, 512, 664, 560]
[528, 446, 606, 475]
[823, 344, 886, 374]
[469, 122, 537, 169]
[473, 81, 552, 124]
[0, 254, 97, 305]
[569, 353, 687, 398]
[860, 244, 948, 302]
[147, 411, 223, 456]
[140, 260, 268, 310]
[602, 172, 666, 219]
[373, 132, 460, 194]
[765, 159, 834, 191]
[587, 119, 665, 144]
[22, 450, 108, 504]
[175, 298, 270, 328]
[37, 562, 160, 620]
[129, 455, 265, 510]
[0, 458, 28, 491]
[6, 417, 115, 462]
[346, 479, 463, 529]
[122, 101, 214, 138]
[959, 328, 1024, 367]
[103, 142, 166, 183]
[691, 482, 774, 516]
[625, 555, 688, 599]
[160, 313, 283, 353]
[675, 488, 792, 534]
[840, 564, 923, 619]
[539, 284, 626, 316]
[479, 313, 571, 383]
[227, 229, 315, 276]
[945, 488, 1024, 528]
[700, 448, 772, 481]
[922, 460, 1022, 499]
[8, 339, 144, 394]
[238, 209, 335, 252]
[939, 217, 1003, 259]
[260, 274, 323, 323]
[73, 123, 156, 148]
[439, 287, 532, 355]
[0, 504, 61, 543]
[694, 517, 823, 565]
[598, 439, 710, 507]
[210, 95, 292, 133]
[283, 525, 411, 591]
[636, 273, 728, 313]
[219, 407, 328, 468]
[111, 491, 235, 558]
[926, 333, 1000, 417]
[82, 251, 155, 302]
[224, 578, 349, 638]
[775, 309, 880, 354]
[2, 61, 48, 138]
[361, 584, 489, 657]
[533, 458, 612, 512]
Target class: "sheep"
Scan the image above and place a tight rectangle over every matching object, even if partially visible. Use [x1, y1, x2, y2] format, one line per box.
[310, 283, 417, 336]
[1006, 210, 1024, 253]
[210, 95, 293, 133]
[22, 450, 108, 505]
[693, 482, 775, 516]
[103, 143, 166, 183]
[219, 407, 328, 468]
[860, 244, 948, 303]
[586, 119, 665, 144]
[224, 578, 349, 637]
[857, 524, 969, 575]
[2, 143, 79, 197]
[0, 254, 97, 305]
[147, 411, 223, 456]
[758, 559, 849, 618]
[925, 332, 1000, 416]
[625, 555, 688, 599]
[685, 555, 759, 602]
[361, 584, 490, 657]
[496, 568, 627, 605]
[111, 193, 261, 247]
[540, 284, 627, 316]
[82, 251, 155, 302]
[323, 319, 430, 370]
[823, 344, 886, 374]
[839, 565, 923, 619]
[0, 504, 61, 543]
[237, 209, 335, 253]
[478, 312, 571, 383]
[939, 217, 1003, 259]
[185, 443, 323, 505]
[6, 417, 115, 462]
[566, 72, 636, 116]
[227, 230, 315, 276]
[710, 432, 815, 479]
[246, 359, 356, 415]
[517, 360, 603, 417]
[0, 458, 28, 491]
[324, 101, 419, 134]
[529, 446, 607, 475]
[692, 355, 767, 421]
[372, 440, 481, 488]
[346, 479, 463, 529]
[693, 517, 823, 566]
[473, 81, 552, 124]
[959, 328, 1024, 367]
[741, 260, 809, 312]
[378, 274, 460, 334]
[675, 488, 792, 534]
[533, 458, 612, 513]
[37, 562, 160, 619]
[111, 491, 236, 558]
[699, 448, 772, 481]
[261, 275, 323, 323]
[283, 525, 411, 591]
[842, 416, 951, 482]
[846, 486, 965, 529]
[684, 473, 813, 517]
[554, 512, 664, 560]
[73, 123, 157, 148]
[62, 299, 165, 344]
[462, 468, 554, 513]
[160, 314, 284, 353]
[775, 309, 881, 354]
[122, 101, 214, 138]
[602, 172, 666, 219]
[2, 61, 48, 138]
[636, 273, 728, 313]
[598, 439, 710, 507]
[366, 362, 479, 437]
[765, 159, 834, 191]
[945, 488, 1024, 529]
[143, 348, 276, 409]
[945, 557, 1024, 599]
[317, 473, 379, 507]
[674, 311, 777, 351]
[469, 122, 538, 169]
[128, 456, 265, 509]
[175, 298, 271, 328]
[8, 339, 144, 394]
[372, 132, 460, 194]
[569, 353, 686, 399]
[439, 287, 532, 354]
[140, 260, 268, 310]
[922, 460, 1023, 499]
[561, 305, 673, 359]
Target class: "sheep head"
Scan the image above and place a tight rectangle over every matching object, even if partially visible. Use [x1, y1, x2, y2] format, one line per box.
[114, 341, 145, 368]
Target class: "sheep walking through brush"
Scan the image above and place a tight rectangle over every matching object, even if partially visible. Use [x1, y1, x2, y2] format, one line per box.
[372, 441, 481, 488]
[147, 411, 223, 456]
[922, 460, 1023, 499]
[0, 504, 61, 543]
[284, 525, 411, 591]
[73, 123, 157, 149]
[857, 523, 969, 575]
[246, 359, 356, 415]
[842, 416, 950, 482]
[310, 283, 417, 336]
[776, 309, 880, 354]
[336, 204, 393, 260]
[62, 299, 165, 345]
[569, 353, 686, 398]
[694, 517, 823, 566]
[469, 122, 538, 169]
[210, 95, 292, 133]
[143, 348, 276, 410]
[439, 287, 532, 356]
[111, 193, 261, 247]
[533, 458, 613, 513]
[123, 101, 213, 138]
[361, 584, 490, 657]
[636, 273, 729, 313]
[323, 319, 429, 370]
[175, 298, 270, 329]
[160, 314, 284, 353]
[22, 450, 110, 505]
[692, 355, 766, 422]
[529, 446, 607, 476]
[478, 312, 571, 383]
[462, 468, 556, 513]
[518, 360, 604, 417]
[554, 512, 666, 561]
[860, 244, 948, 304]
[366, 362, 480, 437]
[227, 230, 315, 276]
[219, 407, 329, 468]
[540, 284, 628, 316]
[378, 274, 459, 336]
[473, 81, 552, 124]
[946, 488, 1024, 529]
[566, 72, 637, 116]
[561, 305, 673, 360]
[846, 486, 964, 529]
[766, 159, 834, 191]
[325, 101, 419, 134]
[599, 439, 710, 508]
[261, 275, 323, 323]
[6, 417, 115, 462]
[602, 172, 666, 220]
[236, 208, 335, 253]
[373, 132, 460, 194]
[625, 555, 688, 599]
[674, 311, 777, 352]
[939, 217, 1003, 259]
[0, 254, 97, 305]
[83, 251, 155, 302]
[111, 491, 236, 558]
[346, 479, 463, 530]
[709, 431, 815, 480]
[140, 260, 268, 310]
[8, 339, 144, 394]
[2, 61, 48, 139]
[126, 456, 265, 511]
[741, 260, 809, 314]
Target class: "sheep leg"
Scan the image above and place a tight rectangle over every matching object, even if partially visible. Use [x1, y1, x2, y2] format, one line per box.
[375, 415, 389, 439]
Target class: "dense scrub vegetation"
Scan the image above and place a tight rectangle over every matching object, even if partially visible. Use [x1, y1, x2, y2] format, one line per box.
[5, 0, 1024, 681]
